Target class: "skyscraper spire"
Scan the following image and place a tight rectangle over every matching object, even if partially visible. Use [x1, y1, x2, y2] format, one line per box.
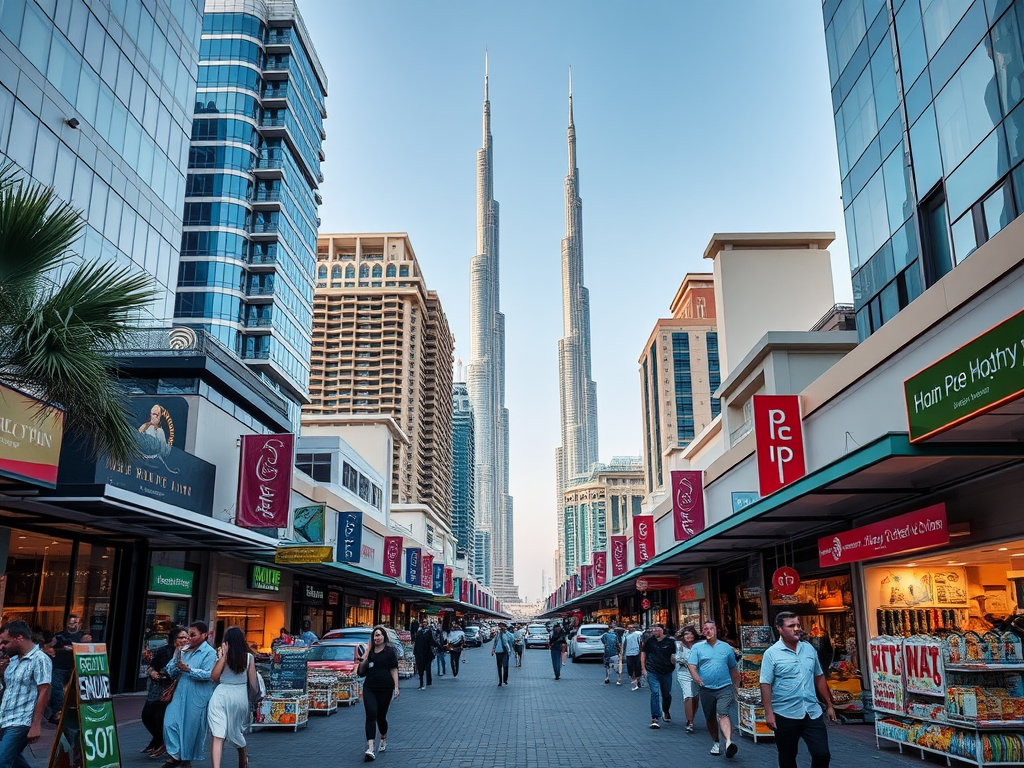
[556, 73, 599, 579]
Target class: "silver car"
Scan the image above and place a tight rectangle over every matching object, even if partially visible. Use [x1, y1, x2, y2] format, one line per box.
[569, 623, 609, 661]
[524, 624, 549, 649]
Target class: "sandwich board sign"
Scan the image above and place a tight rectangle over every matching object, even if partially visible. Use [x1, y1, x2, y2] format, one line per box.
[48, 643, 121, 768]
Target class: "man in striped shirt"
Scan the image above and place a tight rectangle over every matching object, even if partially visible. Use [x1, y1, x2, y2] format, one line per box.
[0, 620, 52, 768]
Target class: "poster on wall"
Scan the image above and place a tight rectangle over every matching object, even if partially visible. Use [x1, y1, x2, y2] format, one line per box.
[903, 635, 945, 696]
[291, 504, 325, 544]
[869, 636, 905, 714]
[867, 565, 969, 609]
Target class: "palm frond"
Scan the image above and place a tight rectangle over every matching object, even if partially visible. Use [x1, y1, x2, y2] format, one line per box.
[38, 261, 155, 342]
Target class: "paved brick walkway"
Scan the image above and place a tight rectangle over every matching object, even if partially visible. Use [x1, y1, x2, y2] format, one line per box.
[28, 646, 940, 767]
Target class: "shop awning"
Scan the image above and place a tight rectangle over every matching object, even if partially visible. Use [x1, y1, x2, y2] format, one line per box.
[544, 432, 1024, 614]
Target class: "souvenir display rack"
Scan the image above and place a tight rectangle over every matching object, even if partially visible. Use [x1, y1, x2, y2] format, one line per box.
[252, 693, 310, 731]
[335, 672, 360, 706]
[737, 625, 774, 743]
[307, 672, 338, 715]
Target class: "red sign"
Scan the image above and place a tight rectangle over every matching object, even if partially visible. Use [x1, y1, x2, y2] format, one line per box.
[771, 566, 801, 596]
[581, 565, 593, 592]
[676, 581, 705, 602]
[610, 536, 628, 576]
[460, 580, 468, 602]
[753, 395, 806, 497]
[236, 433, 294, 528]
[641, 598, 651, 610]
[818, 503, 949, 567]
[593, 552, 607, 586]
[380, 596, 391, 616]
[636, 575, 680, 592]
[632, 516, 654, 565]
[671, 470, 705, 542]
[421, 554, 433, 589]
[382, 536, 402, 578]
[444, 567, 454, 596]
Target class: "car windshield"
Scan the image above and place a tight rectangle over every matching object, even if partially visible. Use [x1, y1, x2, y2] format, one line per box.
[325, 630, 371, 644]
[465, 627, 479, 635]
[527, 626, 546, 633]
[306, 645, 356, 662]
[580, 627, 606, 636]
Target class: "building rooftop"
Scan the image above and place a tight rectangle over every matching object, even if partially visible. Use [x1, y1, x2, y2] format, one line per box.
[702, 232, 835, 261]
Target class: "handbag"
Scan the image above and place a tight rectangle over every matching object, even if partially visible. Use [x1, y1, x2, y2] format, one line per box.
[247, 657, 265, 704]
[159, 679, 177, 703]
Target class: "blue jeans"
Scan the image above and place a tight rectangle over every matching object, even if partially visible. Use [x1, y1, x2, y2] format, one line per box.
[495, 651, 510, 683]
[550, 646, 563, 678]
[436, 651, 448, 675]
[48, 667, 70, 717]
[0, 725, 32, 768]
[648, 671, 674, 721]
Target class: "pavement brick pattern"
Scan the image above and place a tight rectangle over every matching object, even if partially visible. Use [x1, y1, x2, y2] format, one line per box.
[28, 647, 935, 768]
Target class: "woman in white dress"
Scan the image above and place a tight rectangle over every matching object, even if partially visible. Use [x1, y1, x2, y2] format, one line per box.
[208, 627, 258, 768]
[672, 625, 700, 733]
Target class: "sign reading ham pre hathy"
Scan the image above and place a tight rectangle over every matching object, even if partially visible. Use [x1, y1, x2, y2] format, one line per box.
[48, 643, 121, 768]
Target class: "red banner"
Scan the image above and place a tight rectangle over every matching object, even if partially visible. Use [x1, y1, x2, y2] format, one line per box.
[581, 565, 593, 592]
[636, 575, 680, 591]
[236, 433, 294, 528]
[444, 566, 454, 596]
[611, 536, 628, 576]
[671, 470, 705, 542]
[753, 395, 806, 497]
[382, 536, 402, 578]
[632, 516, 654, 565]
[593, 552, 607, 586]
[421, 554, 433, 589]
[460, 580, 468, 602]
[819, 503, 949, 567]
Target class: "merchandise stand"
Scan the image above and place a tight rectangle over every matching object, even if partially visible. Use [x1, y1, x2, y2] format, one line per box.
[252, 646, 311, 731]
[308, 672, 338, 715]
[737, 625, 774, 743]
[335, 673, 361, 706]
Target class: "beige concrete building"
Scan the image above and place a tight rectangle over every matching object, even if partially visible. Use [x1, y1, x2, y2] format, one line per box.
[306, 233, 454, 524]
[638, 273, 720, 495]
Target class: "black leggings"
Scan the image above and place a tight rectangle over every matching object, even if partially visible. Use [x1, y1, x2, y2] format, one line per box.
[141, 699, 169, 748]
[362, 687, 394, 741]
[450, 650, 462, 677]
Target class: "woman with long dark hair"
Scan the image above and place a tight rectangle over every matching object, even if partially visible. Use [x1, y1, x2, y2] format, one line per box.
[141, 627, 188, 758]
[357, 625, 400, 761]
[672, 625, 700, 733]
[208, 626, 258, 768]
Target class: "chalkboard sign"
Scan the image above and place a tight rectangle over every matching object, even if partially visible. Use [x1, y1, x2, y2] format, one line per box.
[269, 647, 308, 693]
[48, 643, 122, 768]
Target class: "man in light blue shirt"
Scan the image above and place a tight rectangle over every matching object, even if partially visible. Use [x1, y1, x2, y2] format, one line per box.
[760, 612, 836, 768]
[623, 625, 643, 690]
[688, 620, 741, 758]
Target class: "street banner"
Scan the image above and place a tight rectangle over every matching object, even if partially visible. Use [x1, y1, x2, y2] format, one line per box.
[48, 643, 121, 768]
[610, 536, 627, 576]
[461, 580, 468, 602]
[336, 510, 363, 563]
[593, 551, 607, 586]
[581, 565, 593, 592]
[383, 536, 402, 577]
[753, 395, 806, 497]
[421, 554, 433, 590]
[405, 548, 421, 586]
[432, 562, 445, 594]
[671, 470, 705, 542]
[632, 516, 654, 565]
[236, 433, 294, 528]
[444, 566, 454, 596]
[818, 503, 948, 567]
[291, 504, 325, 544]
[274, 545, 332, 564]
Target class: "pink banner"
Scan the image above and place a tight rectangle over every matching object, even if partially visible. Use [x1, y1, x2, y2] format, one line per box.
[610, 536, 628, 576]
[444, 566, 454, 596]
[236, 434, 294, 528]
[819, 503, 948, 567]
[383, 536, 402, 578]
[672, 470, 705, 542]
[632, 516, 654, 565]
[581, 565, 593, 592]
[421, 554, 433, 589]
[593, 552, 607, 586]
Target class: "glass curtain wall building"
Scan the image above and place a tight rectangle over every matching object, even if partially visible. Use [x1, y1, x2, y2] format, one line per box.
[452, 382, 476, 577]
[174, 0, 327, 425]
[0, 0, 202, 319]
[823, 0, 1024, 339]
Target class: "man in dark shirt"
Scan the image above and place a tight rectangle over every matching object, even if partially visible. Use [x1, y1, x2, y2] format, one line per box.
[45, 614, 82, 723]
[641, 624, 677, 729]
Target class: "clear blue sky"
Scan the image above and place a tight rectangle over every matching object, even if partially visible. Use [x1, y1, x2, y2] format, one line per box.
[303, 0, 850, 602]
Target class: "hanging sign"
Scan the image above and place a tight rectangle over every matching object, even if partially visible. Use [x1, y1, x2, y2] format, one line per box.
[275, 545, 333, 564]
[236, 433, 294, 528]
[818, 503, 948, 567]
[444, 566, 454, 596]
[641, 598, 651, 610]
[869, 636, 905, 714]
[383, 536, 402, 578]
[405, 548, 421, 586]
[610, 536, 628, 576]
[581, 564, 593, 592]
[632, 516, 654, 565]
[432, 562, 444, 595]
[48, 643, 122, 768]
[336, 510, 363, 563]
[671, 470, 705, 542]
[771, 566, 801, 596]
[593, 552, 607, 586]
[421, 554, 433, 590]
[636, 575, 680, 592]
[753, 395, 806, 497]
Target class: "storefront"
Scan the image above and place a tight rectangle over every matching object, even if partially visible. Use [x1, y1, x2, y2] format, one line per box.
[343, 589, 376, 627]
[291, 579, 329, 637]
[676, 569, 710, 630]
[216, 557, 291, 652]
[715, 555, 766, 646]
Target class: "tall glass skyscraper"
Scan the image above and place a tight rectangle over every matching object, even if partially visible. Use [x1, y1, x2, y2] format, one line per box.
[174, 0, 327, 424]
[0, 0, 202, 319]
[823, 0, 1024, 340]
[452, 380, 476, 577]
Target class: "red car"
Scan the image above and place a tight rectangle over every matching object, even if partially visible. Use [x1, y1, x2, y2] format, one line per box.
[305, 642, 362, 675]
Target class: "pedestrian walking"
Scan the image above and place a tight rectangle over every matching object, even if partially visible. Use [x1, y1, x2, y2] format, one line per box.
[297, 617, 318, 646]
[672, 625, 700, 733]
[512, 624, 526, 667]
[491, 621, 515, 686]
[358, 626, 399, 762]
[163, 621, 217, 768]
[141, 626, 188, 758]
[433, 622, 449, 676]
[760, 612, 837, 768]
[641, 624, 677, 728]
[413, 622, 437, 689]
[447, 623, 466, 678]
[208, 627, 257, 768]
[549, 622, 567, 680]
[43, 613, 82, 724]
[0, 620, 51, 768]
[623, 623, 644, 690]
[600, 624, 621, 685]
[688, 620, 741, 758]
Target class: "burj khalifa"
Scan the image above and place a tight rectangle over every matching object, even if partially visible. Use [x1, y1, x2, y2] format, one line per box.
[468, 56, 517, 601]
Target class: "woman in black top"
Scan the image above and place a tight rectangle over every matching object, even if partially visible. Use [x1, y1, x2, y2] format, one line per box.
[358, 626, 399, 762]
[141, 626, 188, 757]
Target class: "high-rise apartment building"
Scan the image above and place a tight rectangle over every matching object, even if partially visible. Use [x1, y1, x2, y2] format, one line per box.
[467, 58, 516, 599]
[0, 0, 202, 319]
[452, 380, 476, 575]
[822, 0, 1024, 340]
[174, 0, 327, 425]
[562, 457, 644, 577]
[556, 74, 600, 575]
[638, 274, 720, 494]
[307, 233, 454, 522]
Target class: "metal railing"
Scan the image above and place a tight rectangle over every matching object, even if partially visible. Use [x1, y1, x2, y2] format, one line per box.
[810, 303, 857, 332]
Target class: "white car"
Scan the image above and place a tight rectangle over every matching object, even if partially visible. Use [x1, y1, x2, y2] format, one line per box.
[525, 624, 549, 649]
[569, 623, 609, 661]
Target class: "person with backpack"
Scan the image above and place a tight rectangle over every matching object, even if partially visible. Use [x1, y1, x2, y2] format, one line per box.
[549, 622, 568, 680]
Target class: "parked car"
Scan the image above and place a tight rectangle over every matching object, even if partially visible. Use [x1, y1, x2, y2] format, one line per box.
[477, 624, 492, 642]
[569, 623, 608, 661]
[306, 642, 360, 676]
[464, 626, 482, 647]
[320, 627, 410, 675]
[525, 624, 549, 649]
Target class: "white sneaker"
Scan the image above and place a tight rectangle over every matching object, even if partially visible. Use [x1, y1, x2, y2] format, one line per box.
[710, 743, 721, 756]
[631, 684, 639, 691]
[364, 748, 376, 761]
[378, 740, 387, 753]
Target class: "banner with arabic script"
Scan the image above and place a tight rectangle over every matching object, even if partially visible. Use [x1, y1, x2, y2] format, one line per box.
[336, 510, 363, 563]
[236, 434, 294, 528]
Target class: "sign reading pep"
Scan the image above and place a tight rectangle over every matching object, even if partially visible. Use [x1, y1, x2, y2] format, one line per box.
[753, 395, 806, 497]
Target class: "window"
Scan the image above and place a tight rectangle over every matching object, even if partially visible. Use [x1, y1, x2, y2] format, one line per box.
[295, 452, 331, 482]
[342, 462, 358, 493]
[695, 296, 706, 318]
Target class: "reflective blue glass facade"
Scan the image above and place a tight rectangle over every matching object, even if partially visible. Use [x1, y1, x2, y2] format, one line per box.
[0, 0, 202, 319]
[824, 0, 1024, 339]
[174, 1, 327, 425]
[452, 382, 476, 576]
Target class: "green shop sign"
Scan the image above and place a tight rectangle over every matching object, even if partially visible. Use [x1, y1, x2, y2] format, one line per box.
[905, 309, 1024, 442]
[248, 564, 282, 592]
[149, 565, 194, 597]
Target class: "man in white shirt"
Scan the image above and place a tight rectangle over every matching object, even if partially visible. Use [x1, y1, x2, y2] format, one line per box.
[447, 623, 466, 678]
[623, 624, 644, 690]
[0, 620, 52, 768]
